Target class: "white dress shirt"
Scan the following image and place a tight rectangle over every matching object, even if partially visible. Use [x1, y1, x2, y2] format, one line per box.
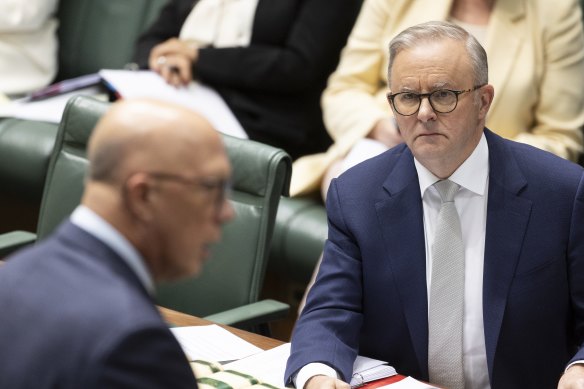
[416, 134, 490, 389]
[295, 134, 491, 389]
[70, 205, 155, 295]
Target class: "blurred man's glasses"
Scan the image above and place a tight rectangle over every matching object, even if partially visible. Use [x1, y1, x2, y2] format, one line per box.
[146, 172, 231, 212]
[387, 84, 485, 116]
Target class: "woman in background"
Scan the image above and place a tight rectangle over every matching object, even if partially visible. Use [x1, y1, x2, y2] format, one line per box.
[134, 0, 363, 160]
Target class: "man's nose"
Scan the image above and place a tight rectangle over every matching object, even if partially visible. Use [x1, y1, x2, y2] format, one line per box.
[417, 97, 437, 122]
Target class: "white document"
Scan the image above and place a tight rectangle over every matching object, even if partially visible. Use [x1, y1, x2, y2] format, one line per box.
[99, 69, 247, 139]
[223, 342, 397, 388]
[350, 356, 397, 387]
[223, 342, 291, 387]
[0, 86, 104, 122]
[170, 324, 262, 363]
[378, 376, 438, 389]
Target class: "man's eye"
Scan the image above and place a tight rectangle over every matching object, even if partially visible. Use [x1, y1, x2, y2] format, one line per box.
[400, 93, 418, 101]
[433, 90, 452, 99]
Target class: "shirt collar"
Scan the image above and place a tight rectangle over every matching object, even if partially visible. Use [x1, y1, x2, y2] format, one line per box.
[70, 205, 155, 295]
[414, 132, 489, 196]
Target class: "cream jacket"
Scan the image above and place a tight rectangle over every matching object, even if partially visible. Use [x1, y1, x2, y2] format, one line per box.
[291, 0, 584, 196]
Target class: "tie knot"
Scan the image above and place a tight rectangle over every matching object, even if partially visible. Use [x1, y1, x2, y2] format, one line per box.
[434, 180, 459, 203]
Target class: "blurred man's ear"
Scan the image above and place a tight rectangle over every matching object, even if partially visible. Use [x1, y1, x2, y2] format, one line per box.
[123, 173, 156, 224]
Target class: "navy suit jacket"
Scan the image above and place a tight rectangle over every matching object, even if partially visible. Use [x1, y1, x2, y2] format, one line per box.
[0, 221, 197, 389]
[134, 0, 362, 159]
[285, 130, 584, 388]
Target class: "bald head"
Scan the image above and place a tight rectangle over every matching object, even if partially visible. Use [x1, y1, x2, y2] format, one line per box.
[88, 99, 221, 186]
[83, 99, 234, 281]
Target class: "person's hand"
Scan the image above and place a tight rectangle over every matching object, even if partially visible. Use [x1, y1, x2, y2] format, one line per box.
[558, 364, 584, 388]
[367, 117, 402, 148]
[148, 38, 199, 87]
[304, 375, 350, 389]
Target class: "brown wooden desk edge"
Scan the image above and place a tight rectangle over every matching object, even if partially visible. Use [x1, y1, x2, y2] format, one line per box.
[159, 306, 283, 350]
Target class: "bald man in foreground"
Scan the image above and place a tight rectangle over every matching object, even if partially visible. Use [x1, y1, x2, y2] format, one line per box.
[0, 99, 234, 388]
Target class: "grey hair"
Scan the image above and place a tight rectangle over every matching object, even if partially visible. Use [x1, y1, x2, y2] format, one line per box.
[388, 21, 488, 86]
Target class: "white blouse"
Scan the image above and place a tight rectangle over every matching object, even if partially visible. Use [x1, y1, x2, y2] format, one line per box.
[179, 0, 260, 48]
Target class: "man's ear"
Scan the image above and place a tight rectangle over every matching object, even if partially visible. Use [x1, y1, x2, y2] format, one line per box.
[478, 84, 495, 120]
[124, 173, 155, 223]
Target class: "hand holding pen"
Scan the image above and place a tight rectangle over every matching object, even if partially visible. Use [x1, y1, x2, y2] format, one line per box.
[149, 38, 199, 87]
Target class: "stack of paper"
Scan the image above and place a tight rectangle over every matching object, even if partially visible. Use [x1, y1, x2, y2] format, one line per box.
[170, 325, 262, 363]
[171, 327, 398, 388]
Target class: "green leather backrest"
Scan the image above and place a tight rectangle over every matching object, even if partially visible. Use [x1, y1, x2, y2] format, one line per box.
[56, 0, 168, 80]
[36, 96, 292, 319]
[36, 96, 110, 239]
[156, 137, 292, 317]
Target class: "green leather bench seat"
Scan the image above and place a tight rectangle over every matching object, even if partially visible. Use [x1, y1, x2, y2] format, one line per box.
[0, 120, 58, 201]
[269, 196, 327, 284]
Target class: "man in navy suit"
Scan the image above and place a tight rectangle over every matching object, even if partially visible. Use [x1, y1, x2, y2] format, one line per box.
[285, 21, 584, 389]
[0, 99, 235, 388]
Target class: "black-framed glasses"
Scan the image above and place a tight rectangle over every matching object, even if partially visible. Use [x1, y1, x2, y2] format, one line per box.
[146, 172, 231, 212]
[387, 84, 486, 116]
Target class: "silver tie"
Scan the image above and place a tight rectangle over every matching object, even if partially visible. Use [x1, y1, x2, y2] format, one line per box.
[428, 180, 465, 389]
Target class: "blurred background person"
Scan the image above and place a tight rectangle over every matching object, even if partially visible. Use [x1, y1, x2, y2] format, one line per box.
[0, 0, 59, 100]
[291, 0, 584, 199]
[133, 0, 363, 160]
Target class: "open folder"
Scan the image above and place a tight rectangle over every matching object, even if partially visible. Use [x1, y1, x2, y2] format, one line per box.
[2, 70, 247, 140]
[98, 70, 247, 139]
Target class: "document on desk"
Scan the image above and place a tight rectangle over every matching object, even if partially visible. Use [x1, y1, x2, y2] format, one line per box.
[223, 342, 291, 387]
[223, 342, 397, 388]
[98, 70, 247, 139]
[170, 325, 262, 363]
[0, 86, 105, 122]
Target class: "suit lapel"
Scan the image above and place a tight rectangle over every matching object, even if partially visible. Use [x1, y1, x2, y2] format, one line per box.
[486, 0, 526, 117]
[375, 147, 429, 377]
[482, 130, 532, 380]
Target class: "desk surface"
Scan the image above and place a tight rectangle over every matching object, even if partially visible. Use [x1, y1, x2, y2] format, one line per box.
[159, 306, 283, 350]
[159, 307, 418, 388]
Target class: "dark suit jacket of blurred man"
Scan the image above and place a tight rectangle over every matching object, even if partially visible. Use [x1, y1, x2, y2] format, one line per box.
[0, 221, 197, 388]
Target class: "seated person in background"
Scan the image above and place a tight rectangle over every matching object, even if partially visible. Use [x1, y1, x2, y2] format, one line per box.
[0, 0, 59, 100]
[285, 21, 584, 389]
[133, 0, 363, 160]
[290, 0, 584, 198]
[0, 99, 235, 388]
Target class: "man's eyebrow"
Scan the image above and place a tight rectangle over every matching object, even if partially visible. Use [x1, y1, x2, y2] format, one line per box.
[432, 81, 450, 89]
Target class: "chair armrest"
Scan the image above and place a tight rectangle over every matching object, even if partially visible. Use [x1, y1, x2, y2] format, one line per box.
[204, 299, 289, 328]
[0, 231, 37, 258]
